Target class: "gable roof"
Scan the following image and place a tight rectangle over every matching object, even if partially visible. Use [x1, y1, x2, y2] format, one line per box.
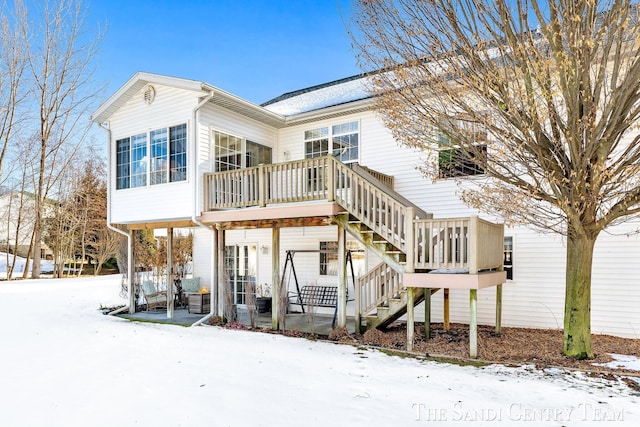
[91, 72, 213, 124]
[92, 72, 374, 128]
[261, 73, 373, 116]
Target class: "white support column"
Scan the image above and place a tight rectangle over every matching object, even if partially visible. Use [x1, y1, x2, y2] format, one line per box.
[167, 227, 174, 319]
[211, 227, 217, 315]
[216, 224, 225, 317]
[424, 288, 431, 339]
[128, 229, 135, 314]
[272, 226, 280, 330]
[407, 287, 415, 351]
[496, 284, 503, 334]
[337, 217, 347, 329]
[470, 289, 478, 358]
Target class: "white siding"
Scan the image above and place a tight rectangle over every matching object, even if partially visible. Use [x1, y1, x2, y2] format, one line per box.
[109, 85, 200, 224]
[195, 104, 278, 213]
[107, 80, 640, 338]
[272, 110, 640, 338]
[192, 226, 214, 290]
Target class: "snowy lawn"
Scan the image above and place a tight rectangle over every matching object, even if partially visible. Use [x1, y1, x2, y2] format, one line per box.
[0, 275, 638, 427]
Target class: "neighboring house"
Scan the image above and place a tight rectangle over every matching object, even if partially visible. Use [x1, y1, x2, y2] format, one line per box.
[0, 190, 54, 260]
[91, 72, 640, 342]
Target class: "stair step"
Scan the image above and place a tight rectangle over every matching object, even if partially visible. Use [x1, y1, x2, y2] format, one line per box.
[375, 306, 390, 316]
[365, 315, 379, 327]
[388, 298, 404, 308]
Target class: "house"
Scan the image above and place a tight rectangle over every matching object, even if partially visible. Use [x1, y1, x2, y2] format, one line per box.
[91, 72, 640, 350]
[0, 190, 54, 261]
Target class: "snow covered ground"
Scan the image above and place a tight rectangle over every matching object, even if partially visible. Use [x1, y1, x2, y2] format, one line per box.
[0, 275, 638, 427]
[0, 252, 55, 279]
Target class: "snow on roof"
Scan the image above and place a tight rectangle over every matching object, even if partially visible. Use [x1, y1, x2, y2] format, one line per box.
[261, 74, 372, 116]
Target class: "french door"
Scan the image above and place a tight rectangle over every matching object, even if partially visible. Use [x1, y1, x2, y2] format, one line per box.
[224, 244, 258, 305]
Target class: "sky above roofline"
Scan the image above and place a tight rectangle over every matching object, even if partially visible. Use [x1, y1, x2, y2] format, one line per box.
[89, 0, 360, 106]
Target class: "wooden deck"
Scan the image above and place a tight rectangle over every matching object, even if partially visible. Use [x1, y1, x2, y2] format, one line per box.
[201, 155, 506, 357]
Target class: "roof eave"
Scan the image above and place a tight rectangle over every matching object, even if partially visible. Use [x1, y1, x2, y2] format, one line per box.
[210, 88, 286, 128]
[282, 97, 374, 127]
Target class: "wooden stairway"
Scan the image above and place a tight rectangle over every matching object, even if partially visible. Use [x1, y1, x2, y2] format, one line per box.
[205, 155, 505, 331]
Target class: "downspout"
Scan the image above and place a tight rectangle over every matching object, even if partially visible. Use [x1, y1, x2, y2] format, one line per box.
[98, 122, 133, 315]
[191, 88, 216, 326]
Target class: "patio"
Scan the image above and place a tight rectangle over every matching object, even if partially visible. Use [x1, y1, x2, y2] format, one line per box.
[118, 308, 357, 334]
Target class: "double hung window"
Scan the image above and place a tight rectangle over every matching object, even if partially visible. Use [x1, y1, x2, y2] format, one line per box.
[437, 120, 487, 178]
[304, 121, 359, 163]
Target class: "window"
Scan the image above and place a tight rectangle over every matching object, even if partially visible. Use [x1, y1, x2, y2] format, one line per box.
[150, 128, 167, 185]
[213, 131, 272, 171]
[116, 137, 130, 190]
[503, 236, 513, 280]
[304, 121, 359, 193]
[320, 241, 338, 276]
[304, 127, 330, 158]
[115, 123, 187, 190]
[130, 133, 147, 188]
[169, 124, 187, 182]
[438, 145, 487, 178]
[437, 123, 487, 178]
[213, 131, 242, 172]
[304, 121, 359, 163]
[319, 241, 365, 276]
[246, 140, 272, 167]
[332, 122, 359, 162]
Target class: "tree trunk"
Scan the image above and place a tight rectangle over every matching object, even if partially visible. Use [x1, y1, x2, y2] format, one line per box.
[563, 230, 596, 359]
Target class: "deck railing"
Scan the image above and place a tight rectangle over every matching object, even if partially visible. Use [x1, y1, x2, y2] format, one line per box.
[412, 216, 504, 273]
[356, 262, 402, 316]
[204, 156, 504, 273]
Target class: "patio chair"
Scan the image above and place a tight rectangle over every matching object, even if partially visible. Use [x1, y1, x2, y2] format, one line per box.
[141, 280, 167, 310]
[181, 277, 201, 293]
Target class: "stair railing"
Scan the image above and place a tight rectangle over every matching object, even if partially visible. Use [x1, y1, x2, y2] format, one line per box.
[356, 262, 402, 316]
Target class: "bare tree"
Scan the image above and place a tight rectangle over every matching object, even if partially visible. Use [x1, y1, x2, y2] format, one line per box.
[22, 0, 102, 278]
[0, 1, 28, 181]
[353, 0, 640, 358]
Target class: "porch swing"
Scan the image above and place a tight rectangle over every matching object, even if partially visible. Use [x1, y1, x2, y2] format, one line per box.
[280, 249, 358, 327]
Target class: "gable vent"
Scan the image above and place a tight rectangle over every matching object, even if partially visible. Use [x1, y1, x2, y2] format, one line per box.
[143, 85, 156, 105]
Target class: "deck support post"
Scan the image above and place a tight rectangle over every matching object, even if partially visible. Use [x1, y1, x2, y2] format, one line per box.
[407, 287, 415, 351]
[216, 224, 225, 318]
[272, 226, 280, 330]
[424, 288, 431, 339]
[443, 288, 450, 331]
[212, 226, 219, 316]
[354, 261, 361, 335]
[496, 284, 502, 334]
[128, 228, 135, 314]
[470, 289, 478, 358]
[337, 216, 347, 329]
[167, 227, 174, 319]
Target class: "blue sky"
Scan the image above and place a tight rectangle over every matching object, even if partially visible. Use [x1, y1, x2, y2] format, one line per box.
[89, 0, 360, 105]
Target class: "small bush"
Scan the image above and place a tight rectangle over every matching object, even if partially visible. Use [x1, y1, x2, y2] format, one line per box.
[328, 326, 350, 341]
[207, 316, 224, 326]
[363, 328, 393, 347]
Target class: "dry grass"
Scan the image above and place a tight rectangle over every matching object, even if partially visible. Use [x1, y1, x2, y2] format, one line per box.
[371, 323, 640, 373]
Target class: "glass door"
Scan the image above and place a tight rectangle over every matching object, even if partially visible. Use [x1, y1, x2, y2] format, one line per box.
[224, 244, 258, 305]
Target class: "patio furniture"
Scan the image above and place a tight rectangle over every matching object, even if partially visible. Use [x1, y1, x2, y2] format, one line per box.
[188, 292, 210, 314]
[141, 280, 167, 310]
[181, 277, 201, 293]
